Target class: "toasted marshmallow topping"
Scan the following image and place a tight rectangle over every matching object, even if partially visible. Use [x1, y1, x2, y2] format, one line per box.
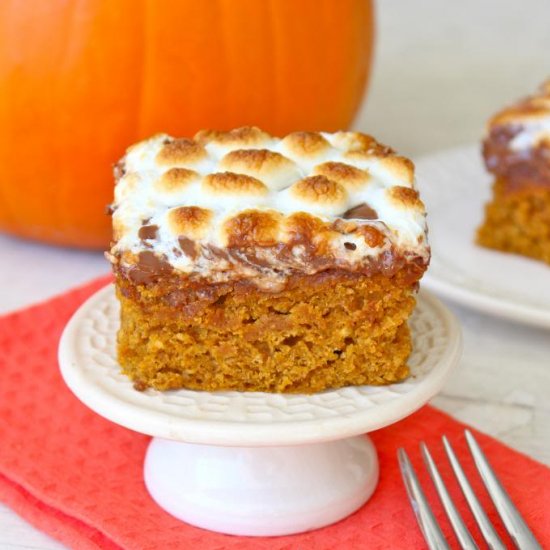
[486, 81, 550, 153]
[109, 127, 429, 284]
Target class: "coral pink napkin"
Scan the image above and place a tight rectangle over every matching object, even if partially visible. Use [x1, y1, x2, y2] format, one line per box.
[0, 276, 549, 550]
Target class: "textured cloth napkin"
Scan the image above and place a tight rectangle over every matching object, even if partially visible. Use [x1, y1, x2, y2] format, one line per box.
[0, 276, 549, 550]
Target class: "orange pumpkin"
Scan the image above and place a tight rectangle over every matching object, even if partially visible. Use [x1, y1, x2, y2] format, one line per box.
[0, 0, 374, 248]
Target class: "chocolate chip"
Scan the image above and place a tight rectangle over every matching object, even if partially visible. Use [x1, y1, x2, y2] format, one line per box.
[138, 224, 159, 241]
[128, 251, 173, 285]
[343, 203, 378, 220]
[178, 237, 197, 259]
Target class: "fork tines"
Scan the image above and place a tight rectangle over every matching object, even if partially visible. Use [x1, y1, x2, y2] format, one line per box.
[398, 430, 542, 550]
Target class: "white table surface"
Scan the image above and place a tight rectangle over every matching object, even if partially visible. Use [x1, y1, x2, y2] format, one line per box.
[1, 1, 549, 548]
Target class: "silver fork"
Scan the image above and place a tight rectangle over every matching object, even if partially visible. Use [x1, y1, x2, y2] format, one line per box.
[398, 429, 542, 550]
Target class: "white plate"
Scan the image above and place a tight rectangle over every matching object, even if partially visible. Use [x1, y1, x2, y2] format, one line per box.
[417, 144, 550, 329]
[58, 284, 461, 447]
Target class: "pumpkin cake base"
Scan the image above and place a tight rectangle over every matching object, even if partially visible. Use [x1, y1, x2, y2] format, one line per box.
[115, 269, 419, 394]
[477, 177, 550, 265]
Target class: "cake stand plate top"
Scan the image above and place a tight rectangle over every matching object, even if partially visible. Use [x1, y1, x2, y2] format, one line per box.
[59, 285, 461, 446]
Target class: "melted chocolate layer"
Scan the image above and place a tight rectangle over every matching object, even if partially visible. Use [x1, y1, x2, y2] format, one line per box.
[483, 127, 550, 191]
[116, 260, 427, 320]
[120, 243, 428, 290]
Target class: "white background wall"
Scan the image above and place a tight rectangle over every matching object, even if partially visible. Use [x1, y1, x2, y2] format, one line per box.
[357, 0, 550, 156]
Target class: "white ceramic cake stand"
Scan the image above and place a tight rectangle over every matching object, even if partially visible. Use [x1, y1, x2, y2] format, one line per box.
[59, 285, 461, 537]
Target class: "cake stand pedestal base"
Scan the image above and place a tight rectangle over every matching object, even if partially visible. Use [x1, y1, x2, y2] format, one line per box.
[144, 435, 378, 536]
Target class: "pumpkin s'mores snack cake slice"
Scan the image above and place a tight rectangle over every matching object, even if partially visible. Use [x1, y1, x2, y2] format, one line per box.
[107, 127, 429, 393]
[478, 81, 550, 264]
